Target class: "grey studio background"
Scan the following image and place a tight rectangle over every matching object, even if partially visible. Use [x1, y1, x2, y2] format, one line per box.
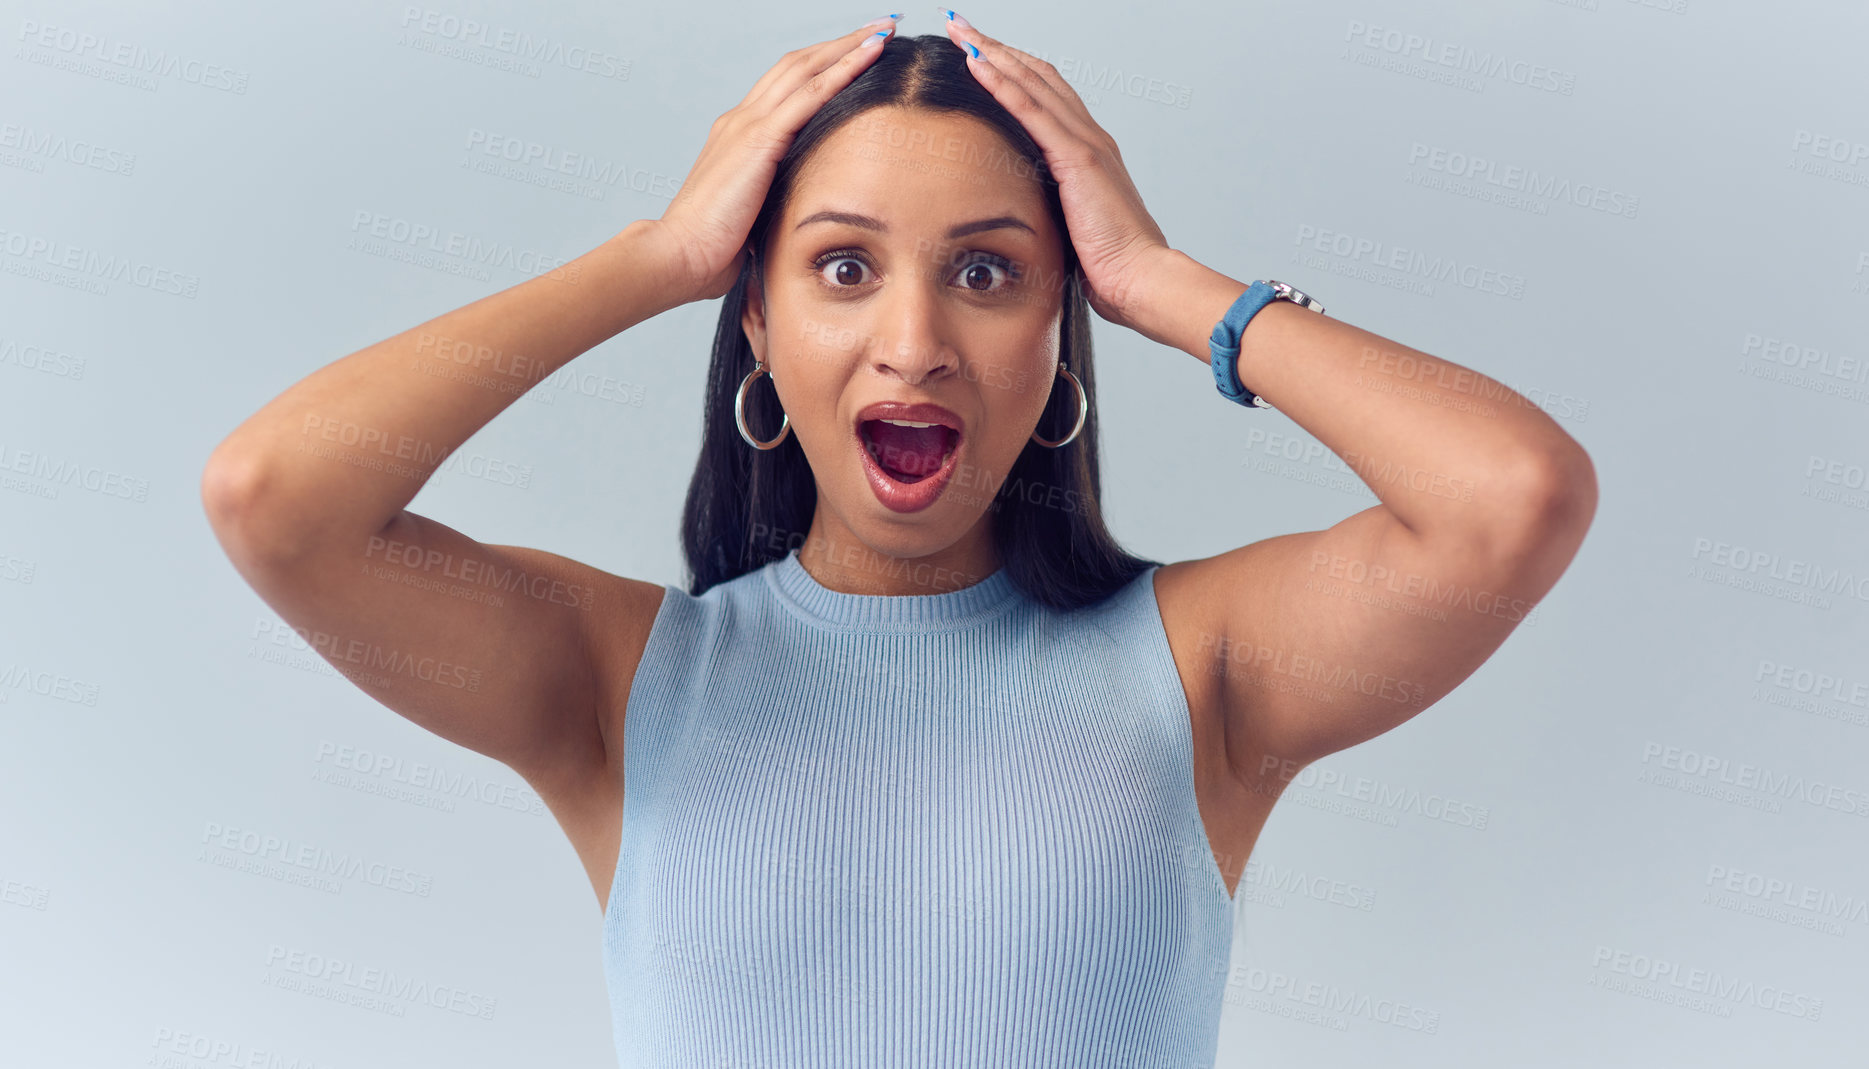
[2, 0, 1865, 1065]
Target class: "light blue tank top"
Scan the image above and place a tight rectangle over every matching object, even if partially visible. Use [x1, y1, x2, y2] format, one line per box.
[602, 547, 1235, 1067]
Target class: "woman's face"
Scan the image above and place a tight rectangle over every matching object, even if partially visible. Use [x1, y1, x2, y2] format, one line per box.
[742, 105, 1067, 585]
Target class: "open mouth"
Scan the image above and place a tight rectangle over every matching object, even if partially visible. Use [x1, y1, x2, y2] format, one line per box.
[858, 419, 959, 485]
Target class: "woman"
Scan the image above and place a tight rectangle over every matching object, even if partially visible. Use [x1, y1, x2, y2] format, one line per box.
[201, 12, 1597, 1065]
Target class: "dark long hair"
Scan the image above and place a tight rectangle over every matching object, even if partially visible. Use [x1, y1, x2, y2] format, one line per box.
[678, 33, 1159, 611]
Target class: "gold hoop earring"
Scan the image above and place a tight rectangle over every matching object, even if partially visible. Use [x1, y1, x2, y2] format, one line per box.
[735, 360, 790, 450]
[1029, 361, 1086, 449]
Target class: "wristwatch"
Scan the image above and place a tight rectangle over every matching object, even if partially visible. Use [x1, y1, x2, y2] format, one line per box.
[1209, 279, 1325, 410]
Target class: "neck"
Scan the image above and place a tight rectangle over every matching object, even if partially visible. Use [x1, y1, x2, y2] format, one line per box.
[795, 513, 999, 597]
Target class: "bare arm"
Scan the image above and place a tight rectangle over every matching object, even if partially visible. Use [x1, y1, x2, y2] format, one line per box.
[202, 219, 684, 560]
[914, 18, 1594, 796]
[199, 220, 688, 793]
[198, 16, 909, 824]
[1137, 252, 1597, 787]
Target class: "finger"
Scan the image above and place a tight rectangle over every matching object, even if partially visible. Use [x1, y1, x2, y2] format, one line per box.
[740, 17, 898, 111]
[939, 26, 1099, 174]
[760, 24, 896, 133]
[936, 13, 1096, 132]
[738, 19, 893, 107]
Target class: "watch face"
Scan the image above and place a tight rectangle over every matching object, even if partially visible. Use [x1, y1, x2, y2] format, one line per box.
[1270, 280, 1323, 313]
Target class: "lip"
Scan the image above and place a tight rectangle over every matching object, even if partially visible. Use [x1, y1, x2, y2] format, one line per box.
[853, 401, 966, 515]
[854, 401, 965, 435]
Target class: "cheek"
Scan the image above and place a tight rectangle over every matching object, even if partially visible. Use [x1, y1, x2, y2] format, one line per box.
[781, 309, 867, 371]
[973, 371, 1054, 459]
[973, 337, 1056, 417]
[768, 343, 853, 447]
[963, 313, 1057, 390]
[958, 354, 1025, 398]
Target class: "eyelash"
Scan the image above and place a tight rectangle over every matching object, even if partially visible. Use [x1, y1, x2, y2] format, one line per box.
[809, 248, 1022, 294]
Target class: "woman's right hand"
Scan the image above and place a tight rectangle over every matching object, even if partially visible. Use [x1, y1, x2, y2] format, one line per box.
[646, 16, 900, 305]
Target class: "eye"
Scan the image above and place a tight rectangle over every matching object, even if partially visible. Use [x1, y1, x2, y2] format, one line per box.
[812, 251, 873, 288]
[951, 253, 1020, 293]
[808, 249, 1023, 295]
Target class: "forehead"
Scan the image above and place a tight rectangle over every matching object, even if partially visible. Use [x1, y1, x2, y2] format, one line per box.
[783, 106, 1054, 235]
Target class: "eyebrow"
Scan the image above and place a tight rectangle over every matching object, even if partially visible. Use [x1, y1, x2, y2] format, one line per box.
[792, 210, 1036, 240]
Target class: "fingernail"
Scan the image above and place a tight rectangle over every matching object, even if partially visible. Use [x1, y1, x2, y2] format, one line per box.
[861, 14, 902, 29]
[966, 41, 979, 58]
[861, 29, 888, 47]
[936, 7, 973, 29]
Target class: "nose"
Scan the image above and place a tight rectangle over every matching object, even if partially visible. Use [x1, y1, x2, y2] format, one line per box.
[867, 278, 960, 387]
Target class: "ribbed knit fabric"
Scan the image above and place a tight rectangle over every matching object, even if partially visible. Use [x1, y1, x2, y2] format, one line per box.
[601, 547, 1236, 1068]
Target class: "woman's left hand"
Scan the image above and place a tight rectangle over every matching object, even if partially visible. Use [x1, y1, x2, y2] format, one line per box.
[939, 12, 1173, 335]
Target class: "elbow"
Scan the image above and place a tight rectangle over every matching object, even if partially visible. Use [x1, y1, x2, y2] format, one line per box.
[1498, 443, 1598, 553]
[200, 445, 256, 534]
[200, 446, 295, 566]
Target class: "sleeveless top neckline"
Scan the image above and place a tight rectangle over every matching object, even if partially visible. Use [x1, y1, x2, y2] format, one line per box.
[765, 546, 1022, 633]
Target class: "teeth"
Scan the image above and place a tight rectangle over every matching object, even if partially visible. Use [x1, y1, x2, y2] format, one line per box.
[878, 418, 939, 428]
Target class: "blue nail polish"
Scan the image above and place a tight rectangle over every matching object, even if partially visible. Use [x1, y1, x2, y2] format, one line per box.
[966, 41, 979, 58]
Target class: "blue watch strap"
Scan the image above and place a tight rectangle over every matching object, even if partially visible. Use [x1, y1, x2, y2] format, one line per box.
[1209, 280, 1279, 409]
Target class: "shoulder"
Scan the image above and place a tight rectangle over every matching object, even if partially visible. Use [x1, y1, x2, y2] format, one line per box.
[1040, 559, 1225, 709]
[1147, 538, 1299, 673]
[1147, 554, 1259, 785]
[1142, 559, 1226, 687]
[582, 572, 679, 780]
[584, 561, 783, 760]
